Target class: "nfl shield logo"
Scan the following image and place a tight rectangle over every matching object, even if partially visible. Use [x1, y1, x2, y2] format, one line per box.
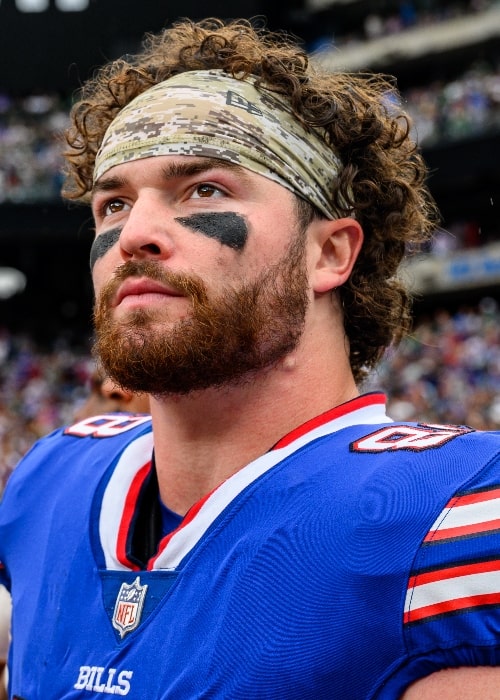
[112, 576, 148, 638]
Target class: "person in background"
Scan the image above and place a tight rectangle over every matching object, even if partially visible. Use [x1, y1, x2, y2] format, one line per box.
[2, 16, 500, 699]
[73, 367, 150, 421]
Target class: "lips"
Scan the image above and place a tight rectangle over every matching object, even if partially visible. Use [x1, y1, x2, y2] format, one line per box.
[113, 278, 183, 307]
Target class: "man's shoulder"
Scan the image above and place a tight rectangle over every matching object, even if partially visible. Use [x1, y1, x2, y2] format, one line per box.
[0, 413, 154, 567]
[62, 411, 152, 441]
[351, 420, 496, 449]
[3, 412, 153, 496]
[316, 420, 500, 464]
[43, 411, 152, 447]
[36, 411, 153, 456]
[294, 420, 500, 514]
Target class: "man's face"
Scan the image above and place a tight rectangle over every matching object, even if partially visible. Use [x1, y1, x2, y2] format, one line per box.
[73, 370, 150, 421]
[90, 155, 311, 395]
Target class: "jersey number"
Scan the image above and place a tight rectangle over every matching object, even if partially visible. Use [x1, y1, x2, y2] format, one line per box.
[351, 424, 473, 452]
[64, 414, 151, 438]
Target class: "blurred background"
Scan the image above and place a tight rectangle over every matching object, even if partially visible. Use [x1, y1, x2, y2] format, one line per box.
[0, 0, 499, 488]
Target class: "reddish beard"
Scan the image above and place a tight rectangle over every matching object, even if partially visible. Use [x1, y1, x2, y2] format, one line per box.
[93, 235, 309, 396]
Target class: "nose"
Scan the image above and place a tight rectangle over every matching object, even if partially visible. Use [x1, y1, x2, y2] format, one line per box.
[118, 193, 174, 262]
[101, 377, 134, 404]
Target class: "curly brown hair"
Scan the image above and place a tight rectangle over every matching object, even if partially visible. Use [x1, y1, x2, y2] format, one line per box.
[62, 16, 439, 383]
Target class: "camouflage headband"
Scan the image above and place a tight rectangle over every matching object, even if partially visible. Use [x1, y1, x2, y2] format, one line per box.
[93, 70, 345, 219]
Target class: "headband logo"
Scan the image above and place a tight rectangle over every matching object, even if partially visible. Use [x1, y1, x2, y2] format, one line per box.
[226, 90, 262, 116]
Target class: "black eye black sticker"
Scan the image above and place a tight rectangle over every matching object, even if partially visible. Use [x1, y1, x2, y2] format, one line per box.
[175, 212, 248, 251]
[90, 228, 121, 270]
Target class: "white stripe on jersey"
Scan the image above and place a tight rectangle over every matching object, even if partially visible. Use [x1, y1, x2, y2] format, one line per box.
[151, 402, 392, 570]
[100, 432, 154, 570]
[98, 400, 391, 571]
[429, 496, 500, 532]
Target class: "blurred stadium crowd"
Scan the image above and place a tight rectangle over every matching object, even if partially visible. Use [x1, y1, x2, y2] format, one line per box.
[0, 330, 92, 493]
[308, 0, 497, 53]
[364, 297, 500, 429]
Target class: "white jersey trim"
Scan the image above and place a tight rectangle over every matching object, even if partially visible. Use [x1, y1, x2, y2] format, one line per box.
[98, 398, 391, 571]
[100, 433, 154, 570]
[152, 401, 391, 570]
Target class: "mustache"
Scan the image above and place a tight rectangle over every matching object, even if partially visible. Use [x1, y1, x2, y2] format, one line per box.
[97, 259, 208, 306]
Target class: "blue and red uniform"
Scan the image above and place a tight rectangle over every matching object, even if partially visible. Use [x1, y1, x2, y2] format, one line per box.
[2, 393, 500, 698]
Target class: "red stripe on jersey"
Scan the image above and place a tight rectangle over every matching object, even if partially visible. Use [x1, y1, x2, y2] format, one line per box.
[116, 461, 151, 570]
[274, 393, 386, 449]
[148, 486, 218, 570]
[442, 487, 500, 508]
[411, 559, 500, 587]
[424, 485, 500, 542]
[425, 519, 500, 543]
[404, 591, 500, 625]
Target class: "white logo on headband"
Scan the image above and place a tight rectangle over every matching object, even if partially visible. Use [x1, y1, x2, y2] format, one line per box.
[226, 90, 263, 116]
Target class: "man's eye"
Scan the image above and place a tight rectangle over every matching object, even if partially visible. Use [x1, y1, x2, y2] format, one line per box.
[192, 184, 223, 199]
[104, 199, 126, 215]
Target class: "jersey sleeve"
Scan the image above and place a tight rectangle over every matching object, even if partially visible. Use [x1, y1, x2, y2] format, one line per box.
[378, 446, 500, 697]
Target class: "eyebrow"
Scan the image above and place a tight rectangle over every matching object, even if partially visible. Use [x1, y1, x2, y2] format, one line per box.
[91, 174, 127, 198]
[91, 157, 250, 197]
[160, 158, 246, 180]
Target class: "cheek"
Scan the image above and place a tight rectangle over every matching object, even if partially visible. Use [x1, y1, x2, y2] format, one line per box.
[91, 259, 113, 298]
[244, 235, 293, 272]
[252, 207, 297, 250]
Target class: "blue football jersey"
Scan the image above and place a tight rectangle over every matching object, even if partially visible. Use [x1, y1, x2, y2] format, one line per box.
[2, 393, 500, 698]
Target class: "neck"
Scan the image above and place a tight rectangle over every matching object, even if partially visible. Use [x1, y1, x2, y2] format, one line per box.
[149, 345, 358, 516]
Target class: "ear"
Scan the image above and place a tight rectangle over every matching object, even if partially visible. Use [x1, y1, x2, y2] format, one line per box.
[309, 217, 363, 294]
